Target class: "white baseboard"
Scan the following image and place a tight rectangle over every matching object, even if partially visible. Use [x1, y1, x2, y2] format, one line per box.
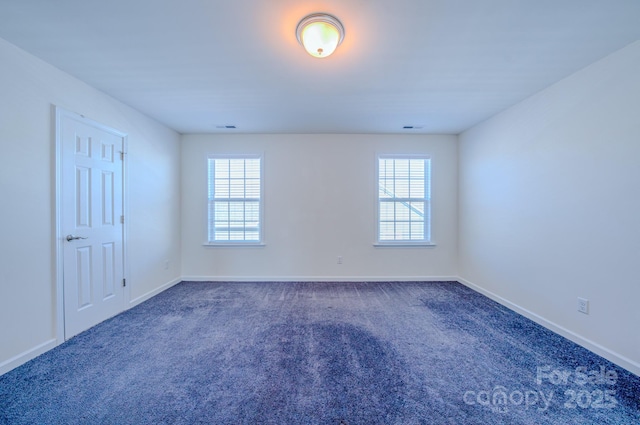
[181, 275, 459, 282]
[0, 338, 57, 376]
[456, 277, 640, 377]
[129, 277, 182, 307]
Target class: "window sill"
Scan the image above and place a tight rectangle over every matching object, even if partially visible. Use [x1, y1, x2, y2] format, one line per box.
[373, 242, 436, 248]
[203, 242, 266, 247]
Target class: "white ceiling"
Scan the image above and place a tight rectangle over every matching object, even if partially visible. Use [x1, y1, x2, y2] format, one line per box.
[1, 0, 639, 134]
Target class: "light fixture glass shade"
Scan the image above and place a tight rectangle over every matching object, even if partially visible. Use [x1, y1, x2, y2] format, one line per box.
[296, 13, 345, 58]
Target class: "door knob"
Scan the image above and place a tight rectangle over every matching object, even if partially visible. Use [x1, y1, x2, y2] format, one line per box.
[66, 235, 88, 242]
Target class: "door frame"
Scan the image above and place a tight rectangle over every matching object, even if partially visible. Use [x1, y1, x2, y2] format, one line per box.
[54, 106, 129, 343]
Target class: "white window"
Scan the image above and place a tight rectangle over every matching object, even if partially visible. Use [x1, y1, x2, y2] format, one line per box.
[377, 155, 431, 244]
[207, 155, 262, 244]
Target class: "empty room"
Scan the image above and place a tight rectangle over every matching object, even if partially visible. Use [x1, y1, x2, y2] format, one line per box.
[0, 0, 639, 423]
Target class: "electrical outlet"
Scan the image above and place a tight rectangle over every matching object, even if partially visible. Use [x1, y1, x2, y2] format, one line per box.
[577, 297, 589, 314]
[337, 256, 343, 264]
[163, 260, 170, 270]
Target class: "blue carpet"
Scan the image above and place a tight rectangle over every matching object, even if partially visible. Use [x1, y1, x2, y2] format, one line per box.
[0, 281, 638, 424]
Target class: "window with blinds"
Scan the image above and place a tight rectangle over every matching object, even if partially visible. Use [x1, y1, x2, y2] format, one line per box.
[377, 155, 431, 244]
[207, 156, 262, 243]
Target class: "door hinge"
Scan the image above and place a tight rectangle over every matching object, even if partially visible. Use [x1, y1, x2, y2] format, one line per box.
[120, 215, 124, 224]
[122, 278, 126, 287]
[119, 151, 125, 161]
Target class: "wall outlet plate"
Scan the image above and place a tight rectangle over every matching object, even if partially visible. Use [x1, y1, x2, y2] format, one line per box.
[578, 297, 589, 314]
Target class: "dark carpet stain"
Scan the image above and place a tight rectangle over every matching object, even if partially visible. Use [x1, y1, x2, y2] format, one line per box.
[239, 321, 407, 424]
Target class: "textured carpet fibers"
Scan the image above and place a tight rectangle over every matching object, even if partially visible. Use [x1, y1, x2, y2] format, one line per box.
[0, 281, 638, 424]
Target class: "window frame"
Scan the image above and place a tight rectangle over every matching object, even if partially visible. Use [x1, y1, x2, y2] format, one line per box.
[375, 154, 434, 246]
[205, 154, 264, 246]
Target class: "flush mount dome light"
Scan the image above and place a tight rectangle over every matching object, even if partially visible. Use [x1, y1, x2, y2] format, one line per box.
[296, 13, 345, 58]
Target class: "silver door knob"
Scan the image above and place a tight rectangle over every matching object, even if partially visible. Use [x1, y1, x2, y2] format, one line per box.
[66, 235, 88, 242]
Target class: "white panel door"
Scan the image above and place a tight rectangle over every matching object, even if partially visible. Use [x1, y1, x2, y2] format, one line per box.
[60, 111, 125, 339]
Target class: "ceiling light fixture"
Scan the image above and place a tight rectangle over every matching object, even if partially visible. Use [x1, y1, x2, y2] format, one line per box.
[296, 13, 345, 58]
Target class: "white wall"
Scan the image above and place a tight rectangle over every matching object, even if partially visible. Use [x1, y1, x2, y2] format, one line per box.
[181, 134, 458, 281]
[458, 41, 640, 375]
[0, 38, 182, 374]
